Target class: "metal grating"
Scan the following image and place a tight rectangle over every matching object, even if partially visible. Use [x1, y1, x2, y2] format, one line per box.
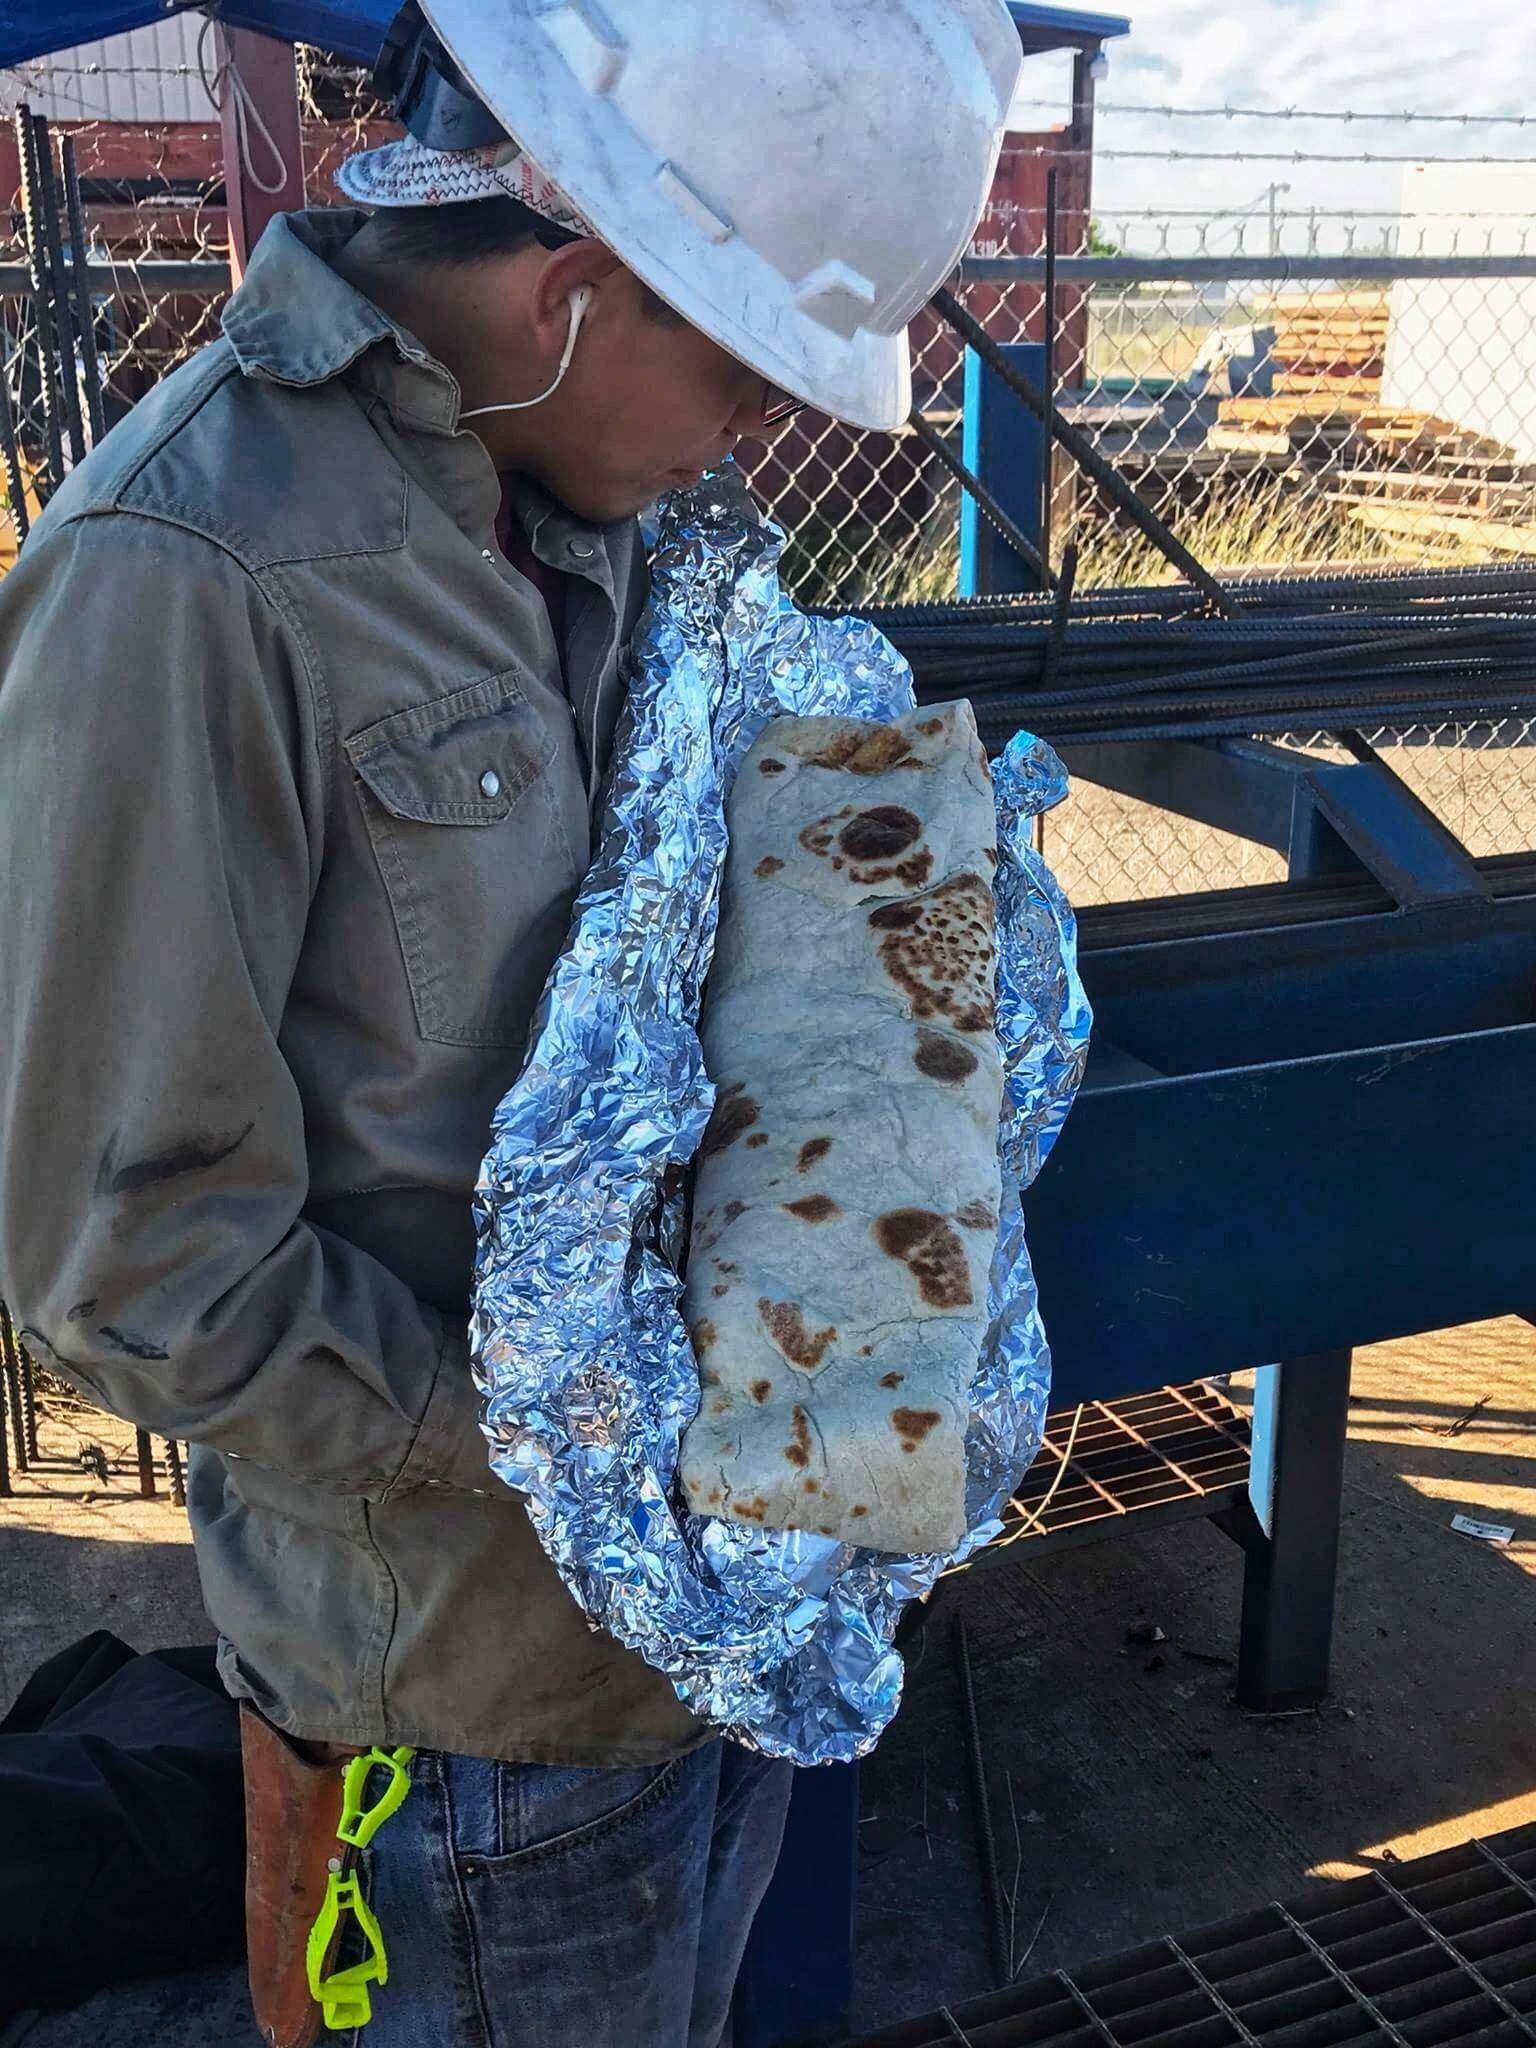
[947, 1383, 1252, 1574]
[846, 1825, 1536, 2048]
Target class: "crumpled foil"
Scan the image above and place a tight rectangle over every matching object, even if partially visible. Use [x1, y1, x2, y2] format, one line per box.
[471, 470, 1091, 1764]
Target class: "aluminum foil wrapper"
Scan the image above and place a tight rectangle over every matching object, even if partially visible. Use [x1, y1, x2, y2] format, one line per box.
[472, 469, 1091, 1764]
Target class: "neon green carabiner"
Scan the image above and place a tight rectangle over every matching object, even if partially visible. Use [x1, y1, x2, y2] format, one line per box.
[306, 1745, 416, 2031]
[307, 1871, 387, 2032]
[336, 1746, 416, 1851]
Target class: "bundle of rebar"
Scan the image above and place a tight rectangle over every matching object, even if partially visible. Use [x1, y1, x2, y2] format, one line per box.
[2, 106, 106, 542]
[843, 562, 1536, 747]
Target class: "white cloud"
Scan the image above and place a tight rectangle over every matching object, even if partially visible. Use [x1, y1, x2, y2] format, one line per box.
[1078, 0, 1536, 246]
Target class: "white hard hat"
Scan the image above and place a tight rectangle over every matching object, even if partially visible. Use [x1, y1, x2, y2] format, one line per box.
[356, 0, 1022, 433]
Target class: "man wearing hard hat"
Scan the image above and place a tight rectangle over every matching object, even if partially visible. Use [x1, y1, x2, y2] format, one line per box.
[0, 3, 1022, 2040]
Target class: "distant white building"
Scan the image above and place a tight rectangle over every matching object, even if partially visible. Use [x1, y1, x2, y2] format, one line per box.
[1382, 162, 1536, 463]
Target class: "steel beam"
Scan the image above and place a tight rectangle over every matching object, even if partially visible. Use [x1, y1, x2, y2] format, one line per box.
[1236, 1353, 1353, 1709]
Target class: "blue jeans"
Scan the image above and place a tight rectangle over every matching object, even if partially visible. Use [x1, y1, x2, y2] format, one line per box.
[348, 1739, 794, 2048]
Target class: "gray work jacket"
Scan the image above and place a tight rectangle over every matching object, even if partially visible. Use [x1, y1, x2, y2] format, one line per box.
[0, 208, 703, 1763]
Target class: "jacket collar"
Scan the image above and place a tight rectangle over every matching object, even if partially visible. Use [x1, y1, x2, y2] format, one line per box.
[222, 209, 460, 433]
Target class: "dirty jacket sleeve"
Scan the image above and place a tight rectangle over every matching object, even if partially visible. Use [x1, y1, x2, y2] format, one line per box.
[0, 513, 490, 1499]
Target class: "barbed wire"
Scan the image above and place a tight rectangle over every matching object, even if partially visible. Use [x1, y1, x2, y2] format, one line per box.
[1012, 95, 1536, 128]
[1019, 144, 1536, 165]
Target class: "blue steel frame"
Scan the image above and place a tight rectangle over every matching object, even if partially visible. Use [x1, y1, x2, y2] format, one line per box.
[959, 344, 1051, 597]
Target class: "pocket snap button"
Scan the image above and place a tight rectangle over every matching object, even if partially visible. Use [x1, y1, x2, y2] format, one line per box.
[479, 769, 502, 799]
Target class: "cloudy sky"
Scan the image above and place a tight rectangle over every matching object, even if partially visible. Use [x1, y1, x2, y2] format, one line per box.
[1017, 0, 1536, 249]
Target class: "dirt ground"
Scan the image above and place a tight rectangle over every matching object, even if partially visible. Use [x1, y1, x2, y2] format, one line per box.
[1, 1315, 1530, 2044]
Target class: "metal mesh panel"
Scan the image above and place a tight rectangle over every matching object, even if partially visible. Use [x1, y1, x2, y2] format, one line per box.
[848, 1826, 1536, 2048]
[4, 52, 1536, 900]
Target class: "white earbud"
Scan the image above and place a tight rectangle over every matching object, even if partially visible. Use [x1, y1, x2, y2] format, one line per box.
[462, 285, 594, 421]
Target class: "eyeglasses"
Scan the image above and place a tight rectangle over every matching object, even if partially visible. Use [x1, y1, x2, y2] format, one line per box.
[761, 384, 807, 427]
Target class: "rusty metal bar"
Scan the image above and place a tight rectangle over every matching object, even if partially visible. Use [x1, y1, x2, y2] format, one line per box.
[59, 134, 106, 447]
[1, 1305, 30, 1476]
[29, 113, 88, 469]
[14, 106, 65, 498]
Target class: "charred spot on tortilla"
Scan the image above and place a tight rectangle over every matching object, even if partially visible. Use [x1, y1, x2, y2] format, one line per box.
[891, 1406, 943, 1449]
[746, 1132, 769, 1149]
[918, 717, 945, 737]
[913, 1028, 979, 1085]
[759, 758, 786, 775]
[690, 1318, 718, 1355]
[798, 1137, 833, 1173]
[754, 854, 785, 879]
[794, 723, 916, 776]
[956, 1199, 998, 1231]
[783, 1406, 813, 1469]
[838, 805, 921, 862]
[873, 1208, 974, 1310]
[872, 875, 997, 1034]
[783, 1194, 839, 1222]
[724, 1199, 746, 1223]
[751, 1378, 773, 1403]
[700, 1092, 760, 1158]
[868, 902, 921, 931]
[879, 1371, 904, 1390]
[757, 1297, 838, 1371]
[851, 1505, 869, 1518]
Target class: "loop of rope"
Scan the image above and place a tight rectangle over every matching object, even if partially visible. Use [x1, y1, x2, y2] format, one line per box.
[196, 16, 291, 199]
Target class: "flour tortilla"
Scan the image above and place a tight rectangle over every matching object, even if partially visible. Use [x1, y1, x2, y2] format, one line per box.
[679, 701, 1003, 1556]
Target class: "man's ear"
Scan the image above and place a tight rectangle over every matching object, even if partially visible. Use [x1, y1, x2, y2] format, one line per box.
[528, 240, 624, 349]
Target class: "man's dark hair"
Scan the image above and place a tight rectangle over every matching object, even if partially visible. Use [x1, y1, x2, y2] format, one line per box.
[357, 197, 687, 325]
[358, 195, 577, 267]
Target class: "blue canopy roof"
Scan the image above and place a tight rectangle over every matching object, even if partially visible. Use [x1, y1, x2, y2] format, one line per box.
[1, 1, 394, 72]
[1007, 3, 1131, 45]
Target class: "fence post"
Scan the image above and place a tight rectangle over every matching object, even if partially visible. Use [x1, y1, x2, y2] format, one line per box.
[218, 29, 306, 283]
[958, 340, 1050, 596]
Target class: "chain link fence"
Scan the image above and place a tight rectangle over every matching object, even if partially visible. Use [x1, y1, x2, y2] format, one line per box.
[3, 44, 1536, 904]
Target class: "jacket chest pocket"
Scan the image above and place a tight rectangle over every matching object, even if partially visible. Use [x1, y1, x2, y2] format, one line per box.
[346, 672, 583, 1050]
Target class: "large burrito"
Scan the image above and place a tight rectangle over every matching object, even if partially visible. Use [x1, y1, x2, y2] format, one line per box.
[679, 701, 1004, 1556]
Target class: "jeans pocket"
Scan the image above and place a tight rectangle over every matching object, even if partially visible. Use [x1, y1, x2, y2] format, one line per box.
[450, 1755, 689, 1867]
[447, 1752, 719, 2048]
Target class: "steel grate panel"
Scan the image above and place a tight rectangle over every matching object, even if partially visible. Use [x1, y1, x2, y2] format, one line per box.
[968, 1383, 1253, 1562]
[846, 1831, 1536, 2048]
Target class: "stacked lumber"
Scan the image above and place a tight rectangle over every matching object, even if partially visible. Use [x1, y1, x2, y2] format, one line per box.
[1254, 290, 1390, 384]
[1329, 450, 1536, 559]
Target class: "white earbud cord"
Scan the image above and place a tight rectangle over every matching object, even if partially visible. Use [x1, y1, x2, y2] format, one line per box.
[462, 287, 593, 420]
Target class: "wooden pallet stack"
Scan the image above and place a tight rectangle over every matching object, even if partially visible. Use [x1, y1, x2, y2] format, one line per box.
[1266, 288, 1391, 387]
[1200, 289, 1536, 558]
